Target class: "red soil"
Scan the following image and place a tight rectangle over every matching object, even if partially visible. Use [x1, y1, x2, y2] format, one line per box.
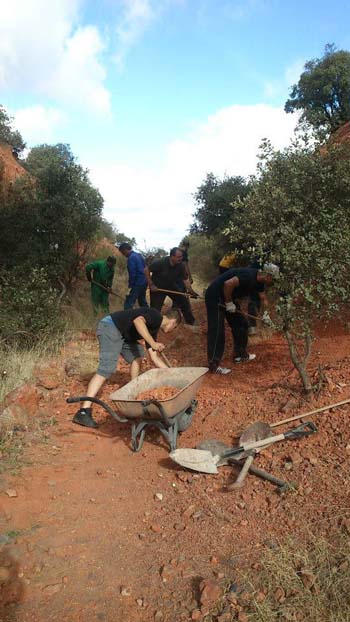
[1, 302, 350, 621]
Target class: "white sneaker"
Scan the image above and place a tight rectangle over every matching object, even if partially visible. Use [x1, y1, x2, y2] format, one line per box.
[234, 353, 256, 364]
[215, 366, 232, 375]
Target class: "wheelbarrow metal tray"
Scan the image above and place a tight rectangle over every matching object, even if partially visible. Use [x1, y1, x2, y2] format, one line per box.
[109, 367, 208, 420]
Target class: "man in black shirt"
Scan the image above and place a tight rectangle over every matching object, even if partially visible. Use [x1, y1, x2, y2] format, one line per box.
[205, 265, 277, 374]
[72, 307, 181, 428]
[145, 247, 198, 325]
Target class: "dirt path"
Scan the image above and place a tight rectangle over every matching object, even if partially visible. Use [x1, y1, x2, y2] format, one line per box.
[1, 309, 350, 621]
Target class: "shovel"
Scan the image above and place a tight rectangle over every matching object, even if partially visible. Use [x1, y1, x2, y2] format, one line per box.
[169, 422, 317, 474]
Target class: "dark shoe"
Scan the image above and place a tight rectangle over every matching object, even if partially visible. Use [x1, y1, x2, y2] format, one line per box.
[72, 408, 98, 428]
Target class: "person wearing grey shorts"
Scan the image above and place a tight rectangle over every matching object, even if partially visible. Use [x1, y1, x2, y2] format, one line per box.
[72, 307, 181, 428]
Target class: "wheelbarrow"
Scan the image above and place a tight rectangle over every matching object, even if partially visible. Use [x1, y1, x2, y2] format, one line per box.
[67, 367, 208, 452]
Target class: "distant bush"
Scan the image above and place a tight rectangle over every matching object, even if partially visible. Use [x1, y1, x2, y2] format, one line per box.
[0, 268, 63, 346]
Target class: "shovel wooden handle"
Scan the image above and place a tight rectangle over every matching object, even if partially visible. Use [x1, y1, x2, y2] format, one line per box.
[270, 397, 350, 429]
[227, 453, 255, 490]
[160, 351, 172, 368]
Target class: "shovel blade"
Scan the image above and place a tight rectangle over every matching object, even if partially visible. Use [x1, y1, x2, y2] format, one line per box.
[169, 448, 219, 474]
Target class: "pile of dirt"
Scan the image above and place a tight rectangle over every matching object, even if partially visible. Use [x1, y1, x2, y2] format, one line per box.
[135, 386, 179, 401]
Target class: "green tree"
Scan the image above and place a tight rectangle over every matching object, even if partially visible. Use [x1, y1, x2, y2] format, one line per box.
[225, 136, 350, 392]
[190, 173, 251, 236]
[24, 143, 103, 284]
[285, 44, 350, 134]
[0, 104, 25, 153]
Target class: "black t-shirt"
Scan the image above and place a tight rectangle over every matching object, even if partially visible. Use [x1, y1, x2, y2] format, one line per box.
[149, 256, 186, 289]
[205, 268, 264, 302]
[110, 308, 162, 343]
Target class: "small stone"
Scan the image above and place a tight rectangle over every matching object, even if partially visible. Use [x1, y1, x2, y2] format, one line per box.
[191, 610, 202, 621]
[274, 586, 285, 602]
[150, 524, 162, 533]
[155, 493, 163, 501]
[300, 569, 316, 589]
[62, 576, 68, 584]
[120, 586, 131, 596]
[4, 489, 17, 498]
[255, 591, 266, 603]
[240, 519, 248, 526]
[136, 598, 143, 607]
[0, 567, 10, 582]
[199, 578, 223, 606]
[42, 583, 62, 595]
[237, 502, 245, 509]
[182, 505, 196, 519]
[210, 555, 219, 564]
[154, 611, 163, 620]
[48, 480, 56, 487]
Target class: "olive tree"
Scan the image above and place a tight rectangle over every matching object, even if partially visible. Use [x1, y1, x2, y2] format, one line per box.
[225, 135, 350, 392]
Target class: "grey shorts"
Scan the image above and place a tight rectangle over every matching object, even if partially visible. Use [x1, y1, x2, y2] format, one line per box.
[96, 319, 145, 378]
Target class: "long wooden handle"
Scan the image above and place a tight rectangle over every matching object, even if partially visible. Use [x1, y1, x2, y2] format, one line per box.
[160, 351, 172, 368]
[227, 454, 255, 490]
[91, 280, 123, 301]
[270, 397, 350, 429]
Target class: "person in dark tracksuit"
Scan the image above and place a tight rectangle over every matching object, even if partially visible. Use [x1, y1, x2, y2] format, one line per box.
[145, 247, 199, 325]
[205, 266, 277, 374]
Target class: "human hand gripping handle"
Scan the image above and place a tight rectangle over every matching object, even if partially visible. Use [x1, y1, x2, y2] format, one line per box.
[151, 342, 165, 352]
[225, 301, 236, 314]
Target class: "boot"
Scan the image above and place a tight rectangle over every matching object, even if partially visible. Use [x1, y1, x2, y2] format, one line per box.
[72, 407, 98, 428]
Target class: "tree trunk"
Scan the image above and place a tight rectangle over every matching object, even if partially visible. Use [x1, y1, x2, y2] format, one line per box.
[283, 328, 313, 394]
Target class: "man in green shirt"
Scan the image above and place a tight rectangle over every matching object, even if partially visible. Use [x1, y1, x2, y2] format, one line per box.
[86, 255, 116, 313]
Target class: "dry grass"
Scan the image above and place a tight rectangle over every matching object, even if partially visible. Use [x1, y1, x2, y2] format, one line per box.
[239, 533, 350, 622]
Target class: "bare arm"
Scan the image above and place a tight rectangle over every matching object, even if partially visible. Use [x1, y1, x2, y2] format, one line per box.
[133, 316, 165, 351]
[223, 276, 239, 303]
[259, 291, 268, 312]
[147, 349, 168, 368]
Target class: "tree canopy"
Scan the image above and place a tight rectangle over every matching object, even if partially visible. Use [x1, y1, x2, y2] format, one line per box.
[190, 172, 251, 236]
[0, 104, 25, 153]
[285, 44, 350, 134]
[225, 135, 350, 391]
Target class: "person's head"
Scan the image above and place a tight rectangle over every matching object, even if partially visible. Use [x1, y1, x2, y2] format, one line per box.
[169, 247, 183, 265]
[106, 255, 117, 268]
[161, 307, 182, 332]
[118, 242, 132, 257]
[258, 263, 279, 286]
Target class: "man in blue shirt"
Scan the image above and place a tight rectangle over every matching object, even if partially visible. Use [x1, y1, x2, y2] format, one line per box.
[118, 242, 149, 309]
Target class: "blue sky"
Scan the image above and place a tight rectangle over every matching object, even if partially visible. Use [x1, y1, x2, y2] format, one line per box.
[1, 0, 349, 249]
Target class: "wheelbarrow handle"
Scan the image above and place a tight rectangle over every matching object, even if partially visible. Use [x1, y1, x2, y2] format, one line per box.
[66, 396, 127, 423]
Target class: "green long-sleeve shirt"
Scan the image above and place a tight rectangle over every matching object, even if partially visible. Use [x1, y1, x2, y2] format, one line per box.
[86, 259, 115, 288]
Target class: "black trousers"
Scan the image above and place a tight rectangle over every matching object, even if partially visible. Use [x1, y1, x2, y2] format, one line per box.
[150, 291, 195, 325]
[248, 292, 261, 328]
[206, 299, 248, 364]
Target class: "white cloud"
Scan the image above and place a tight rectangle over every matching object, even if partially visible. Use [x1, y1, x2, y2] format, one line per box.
[14, 106, 66, 144]
[114, 0, 158, 67]
[88, 104, 298, 250]
[0, 0, 110, 114]
[263, 58, 306, 101]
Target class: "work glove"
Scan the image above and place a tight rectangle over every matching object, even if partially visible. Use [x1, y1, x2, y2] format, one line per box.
[225, 301, 236, 314]
[262, 311, 273, 327]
